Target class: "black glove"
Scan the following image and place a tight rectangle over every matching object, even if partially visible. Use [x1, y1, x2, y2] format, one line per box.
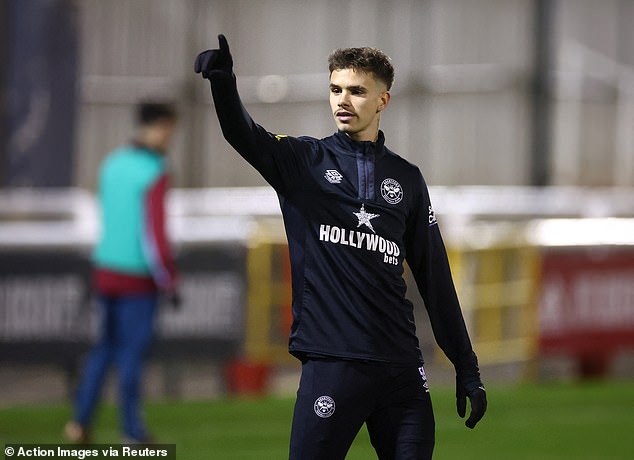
[194, 34, 233, 79]
[456, 379, 487, 429]
[166, 290, 182, 311]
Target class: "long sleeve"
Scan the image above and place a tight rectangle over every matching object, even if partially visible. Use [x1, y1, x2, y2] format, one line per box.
[405, 175, 481, 384]
[143, 174, 177, 292]
[207, 70, 313, 194]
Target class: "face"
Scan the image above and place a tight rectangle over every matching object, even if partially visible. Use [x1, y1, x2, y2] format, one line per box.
[155, 119, 177, 149]
[144, 119, 177, 152]
[329, 68, 390, 142]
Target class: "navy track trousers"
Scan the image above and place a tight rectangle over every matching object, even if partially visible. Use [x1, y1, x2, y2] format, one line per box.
[289, 359, 435, 460]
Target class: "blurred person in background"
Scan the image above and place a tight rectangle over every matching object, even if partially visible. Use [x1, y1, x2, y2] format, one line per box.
[195, 36, 486, 460]
[64, 101, 180, 443]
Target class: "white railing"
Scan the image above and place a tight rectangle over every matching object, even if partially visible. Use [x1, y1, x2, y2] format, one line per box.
[1, 186, 633, 248]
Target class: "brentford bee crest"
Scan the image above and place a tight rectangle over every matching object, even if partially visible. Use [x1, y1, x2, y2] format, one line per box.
[381, 178, 403, 204]
[314, 395, 336, 418]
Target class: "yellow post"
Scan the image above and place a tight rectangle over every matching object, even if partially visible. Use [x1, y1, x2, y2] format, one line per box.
[244, 235, 273, 362]
[440, 242, 542, 379]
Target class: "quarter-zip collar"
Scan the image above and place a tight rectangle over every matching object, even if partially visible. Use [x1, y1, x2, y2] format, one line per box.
[331, 131, 385, 201]
[333, 130, 386, 157]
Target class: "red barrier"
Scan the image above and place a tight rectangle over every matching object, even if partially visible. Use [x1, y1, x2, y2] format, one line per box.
[225, 359, 271, 396]
[539, 247, 634, 376]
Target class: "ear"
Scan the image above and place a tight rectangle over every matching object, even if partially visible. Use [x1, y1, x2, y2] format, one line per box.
[377, 91, 391, 113]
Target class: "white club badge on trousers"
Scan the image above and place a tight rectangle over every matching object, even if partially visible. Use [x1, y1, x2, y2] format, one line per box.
[314, 395, 336, 418]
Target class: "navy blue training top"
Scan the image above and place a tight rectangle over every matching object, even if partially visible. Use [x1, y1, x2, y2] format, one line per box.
[207, 70, 480, 382]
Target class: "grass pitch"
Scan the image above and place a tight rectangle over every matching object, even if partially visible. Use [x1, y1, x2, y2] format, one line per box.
[1, 381, 631, 459]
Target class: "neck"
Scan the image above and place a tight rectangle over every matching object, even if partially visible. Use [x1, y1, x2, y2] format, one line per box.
[347, 122, 380, 142]
[135, 139, 164, 153]
[352, 115, 381, 142]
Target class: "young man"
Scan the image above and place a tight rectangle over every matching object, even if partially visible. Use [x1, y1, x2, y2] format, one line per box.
[195, 36, 486, 459]
[65, 102, 179, 443]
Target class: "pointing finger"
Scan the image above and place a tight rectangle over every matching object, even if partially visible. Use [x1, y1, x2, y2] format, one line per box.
[218, 34, 230, 56]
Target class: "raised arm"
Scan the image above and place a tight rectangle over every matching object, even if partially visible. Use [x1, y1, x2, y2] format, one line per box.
[195, 35, 310, 193]
[405, 174, 487, 429]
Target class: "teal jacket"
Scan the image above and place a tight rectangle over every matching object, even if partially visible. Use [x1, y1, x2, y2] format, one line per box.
[93, 144, 176, 294]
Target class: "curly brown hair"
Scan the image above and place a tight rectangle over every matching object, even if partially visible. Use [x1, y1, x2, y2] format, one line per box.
[328, 47, 395, 90]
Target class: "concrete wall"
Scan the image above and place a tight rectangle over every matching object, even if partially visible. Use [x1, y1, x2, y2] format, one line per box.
[73, 0, 634, 189]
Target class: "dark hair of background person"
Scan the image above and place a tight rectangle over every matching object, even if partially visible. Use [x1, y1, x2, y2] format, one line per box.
[136, 101, 177, 126]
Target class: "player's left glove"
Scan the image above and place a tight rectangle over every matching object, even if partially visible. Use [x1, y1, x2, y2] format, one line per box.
[456, 379, 487, 429]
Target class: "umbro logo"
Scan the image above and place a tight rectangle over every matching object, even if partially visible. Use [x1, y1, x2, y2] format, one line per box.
[324, 169, 343, 184]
